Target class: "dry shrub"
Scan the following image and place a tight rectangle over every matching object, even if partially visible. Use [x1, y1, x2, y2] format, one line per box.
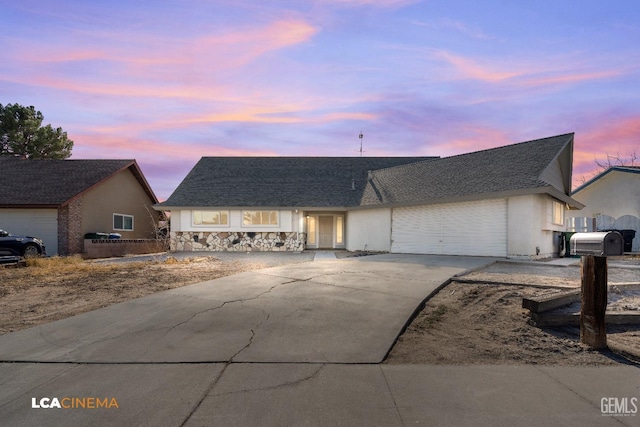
[25, 256, 121, 276]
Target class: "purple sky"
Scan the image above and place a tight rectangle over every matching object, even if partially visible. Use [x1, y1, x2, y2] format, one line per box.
[2, 0, 639, 200]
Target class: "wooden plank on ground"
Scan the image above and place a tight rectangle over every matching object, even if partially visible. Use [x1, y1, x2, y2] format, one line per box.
[522, 289, 580, 313]
[531, 311, 640, 327]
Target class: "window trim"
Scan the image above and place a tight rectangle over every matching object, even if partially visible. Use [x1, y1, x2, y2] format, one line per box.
[242, 210, 279, 227]
[552, 201, 565, 226]
[113, 213, 134, 231]
[192, 210, 229, 227]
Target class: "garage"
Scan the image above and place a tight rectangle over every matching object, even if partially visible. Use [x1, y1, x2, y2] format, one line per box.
[391, 199, 507, 257]
[0, 209, 58, 255]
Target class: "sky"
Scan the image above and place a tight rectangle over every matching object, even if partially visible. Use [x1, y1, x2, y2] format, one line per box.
[1, 0, 639, 201]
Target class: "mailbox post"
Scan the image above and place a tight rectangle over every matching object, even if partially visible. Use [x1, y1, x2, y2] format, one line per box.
[569, 232, 624, 349]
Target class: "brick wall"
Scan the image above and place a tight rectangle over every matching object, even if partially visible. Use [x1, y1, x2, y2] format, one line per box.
[83, 239, 167, 259]
[57, 196, 83, 256]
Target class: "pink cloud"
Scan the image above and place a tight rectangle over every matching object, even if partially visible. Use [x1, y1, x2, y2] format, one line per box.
[189, 18, 318, 70]
[520, 70, 622, 87]
[435, 51, 522, 82]
[434, 50, 625, 89]
[424, 126, 513, 157]
[73, 105, 376, 137]
[71, 133, 277, 162]
[573, 116, 640, 187]
[5, 18, 317, 100]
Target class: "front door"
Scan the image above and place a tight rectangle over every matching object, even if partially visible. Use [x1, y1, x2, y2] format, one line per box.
[318, 216, 333, 248]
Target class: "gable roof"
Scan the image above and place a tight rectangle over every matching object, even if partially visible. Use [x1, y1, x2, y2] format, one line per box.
[572, 166, 640, 195]
[159, 157, 435, 208]
[0, 157, 158, 208]
[158, 133, 582, 211]
[360, 133, 582, 208]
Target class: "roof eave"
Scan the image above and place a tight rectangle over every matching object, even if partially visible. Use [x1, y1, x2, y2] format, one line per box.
[353, 186, 585, 210]
[0, 204, 61, 209]
[154, 204, 350, 211]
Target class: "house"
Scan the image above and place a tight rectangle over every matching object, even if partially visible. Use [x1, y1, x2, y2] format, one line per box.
[0, 157, 160, 256]
[566, 166, 640, 251]
[156, 133, 583, 259]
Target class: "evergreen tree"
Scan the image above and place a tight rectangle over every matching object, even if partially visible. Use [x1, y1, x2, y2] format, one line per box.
[0, 103, 73, 159]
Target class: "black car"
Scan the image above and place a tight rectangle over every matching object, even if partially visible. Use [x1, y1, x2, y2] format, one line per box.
[0, 229, 46, 257]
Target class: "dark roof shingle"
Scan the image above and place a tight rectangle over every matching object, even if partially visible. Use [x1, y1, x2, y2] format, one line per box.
[0, 158, 147, 207]
[159, 133, 578, 209]
[160, 157, 435, 208]
[361, 133, 575, 206]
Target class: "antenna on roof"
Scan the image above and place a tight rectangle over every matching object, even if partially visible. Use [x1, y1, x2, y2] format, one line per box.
[358, 132, 364, 157]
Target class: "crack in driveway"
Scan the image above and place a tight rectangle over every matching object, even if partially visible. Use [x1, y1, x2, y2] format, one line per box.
[229, 309, 271, 362]
[31, 281, 287, 360]
[210, 364, 326, 397]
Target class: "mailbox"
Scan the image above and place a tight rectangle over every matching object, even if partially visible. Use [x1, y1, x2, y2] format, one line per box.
[570, 231, 624, 257]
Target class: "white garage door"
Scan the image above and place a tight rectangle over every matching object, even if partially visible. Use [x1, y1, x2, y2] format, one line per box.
[391, 199, 507, 257]
[0, 209, 58, 255]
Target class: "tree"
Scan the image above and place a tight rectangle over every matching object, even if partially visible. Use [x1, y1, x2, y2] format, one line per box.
[0, 103, 73, 159]
[579, 150, 639, 184]
[593, 151, 638, 170]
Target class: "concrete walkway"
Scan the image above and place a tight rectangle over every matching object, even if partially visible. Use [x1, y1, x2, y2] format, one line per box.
[1, 254, 638, 426]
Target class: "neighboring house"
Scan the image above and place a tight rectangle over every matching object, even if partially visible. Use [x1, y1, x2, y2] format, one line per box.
[156, 133, 583, 259]
[0, 157, 160, 255]
[567, 166, 640, 251]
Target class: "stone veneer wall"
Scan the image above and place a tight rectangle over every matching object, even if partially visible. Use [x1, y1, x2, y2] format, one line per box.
[170, 231, 306, 252]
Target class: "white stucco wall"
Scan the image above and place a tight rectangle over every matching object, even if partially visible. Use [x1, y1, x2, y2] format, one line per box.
[169, 209, 297, 233]
[346, 208, 391, 252]
[566, 170, 640, 251]
[507, 194, 564, 259]
[568, 170, 640, 220]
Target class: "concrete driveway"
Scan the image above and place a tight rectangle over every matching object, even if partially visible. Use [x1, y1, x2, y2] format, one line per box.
[3, 254, 636, 427]
[0, 254, 492, 364]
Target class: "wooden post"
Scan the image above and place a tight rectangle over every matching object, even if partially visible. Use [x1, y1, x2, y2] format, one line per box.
[580, 255, 608, 349]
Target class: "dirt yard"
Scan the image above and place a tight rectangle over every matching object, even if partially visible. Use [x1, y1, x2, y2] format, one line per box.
[0, 255, 277, 334]
[1, 254, 639, 365]
[387, 260, 640, 366]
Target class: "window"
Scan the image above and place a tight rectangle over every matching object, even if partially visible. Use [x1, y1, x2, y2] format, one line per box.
[552, 201, 565, 226]
[307, 216, 316, 244]
[113, 213, 134, 231]
[243, 210, 278, 226]
[192, 210, 229, 226]
[336, 216, 344, 244]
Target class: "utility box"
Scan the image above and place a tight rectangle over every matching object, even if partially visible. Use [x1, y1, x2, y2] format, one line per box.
[570, 231, 624, 257]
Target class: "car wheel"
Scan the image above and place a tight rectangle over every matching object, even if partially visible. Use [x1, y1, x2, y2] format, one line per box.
[22, 244, 41, 258]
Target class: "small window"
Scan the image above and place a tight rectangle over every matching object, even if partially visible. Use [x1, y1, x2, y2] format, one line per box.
[336, 216, 344, 244]
[243, 210, 278, 226]
[113, 213, 134, 231]
[307, 216, 316, 244]
[193, 210, 229, 226]
[552, 201, 565, 226]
